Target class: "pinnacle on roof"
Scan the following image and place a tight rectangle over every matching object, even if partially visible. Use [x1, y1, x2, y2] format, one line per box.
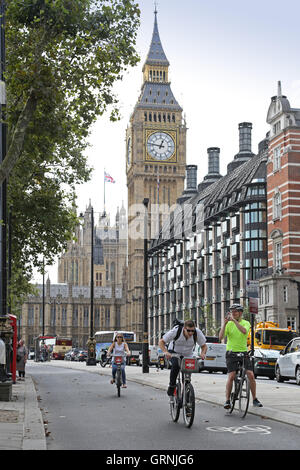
[144, 9, 169, 67]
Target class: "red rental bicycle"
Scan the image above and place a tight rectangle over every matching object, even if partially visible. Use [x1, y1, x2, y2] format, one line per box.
[169, 354, 198, 428]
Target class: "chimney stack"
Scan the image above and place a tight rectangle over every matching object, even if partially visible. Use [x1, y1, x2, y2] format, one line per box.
[239, 122, 252, 153]
[177, 165, 198, 204]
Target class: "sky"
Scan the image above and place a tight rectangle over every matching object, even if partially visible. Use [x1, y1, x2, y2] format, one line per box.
[39, 0, 300, 283]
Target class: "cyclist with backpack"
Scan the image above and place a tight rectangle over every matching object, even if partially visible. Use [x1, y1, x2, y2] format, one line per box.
[159, 319, 207, 398]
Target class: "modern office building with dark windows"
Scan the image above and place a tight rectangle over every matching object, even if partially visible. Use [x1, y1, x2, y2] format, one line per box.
[147, 122, 269, 343]
[147, 83, 300, 344]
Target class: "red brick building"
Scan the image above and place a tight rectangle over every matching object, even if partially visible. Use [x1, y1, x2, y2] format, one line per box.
[259, 82, 300, 329]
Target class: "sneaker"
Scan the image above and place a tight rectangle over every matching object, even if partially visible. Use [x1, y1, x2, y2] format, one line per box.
[110, 379, 115, 384]
[224, 400, 231, 409]
[122, 384, 127, 388]
[253, 398, 263, 407]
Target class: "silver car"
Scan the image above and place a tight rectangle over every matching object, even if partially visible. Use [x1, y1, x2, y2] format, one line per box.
[275, 337, 300, 385]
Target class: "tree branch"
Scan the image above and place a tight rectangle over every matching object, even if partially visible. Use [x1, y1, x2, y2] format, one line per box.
[0, 91, 37, 184]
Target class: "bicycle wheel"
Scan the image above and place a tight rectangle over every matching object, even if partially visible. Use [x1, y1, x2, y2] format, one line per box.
[229, 377, 239, 414]
[116, 368, 121, 397]
[239, 374, 250, 418]
[170, 382, 181, 422]
[183, 382, 195, 428]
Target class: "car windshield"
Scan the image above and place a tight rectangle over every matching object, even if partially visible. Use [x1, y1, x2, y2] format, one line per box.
[263, 330, 297, 347]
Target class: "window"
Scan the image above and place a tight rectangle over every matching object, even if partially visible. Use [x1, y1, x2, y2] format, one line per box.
[283, 286, 288, 303]
[273, 121, 281, 135]
[273, 146, 281, 171]
[265, 285, 269, 304]
[273, 191, 281, 220]
[259, 287, 264, 305]
[274, 242, 282, 271]
[287, 316, 296, 330]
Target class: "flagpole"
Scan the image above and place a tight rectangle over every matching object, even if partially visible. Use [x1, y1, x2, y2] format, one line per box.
[103, 169, 106, 217]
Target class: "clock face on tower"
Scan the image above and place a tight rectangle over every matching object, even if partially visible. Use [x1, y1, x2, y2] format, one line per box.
[146, 131, 175, 161]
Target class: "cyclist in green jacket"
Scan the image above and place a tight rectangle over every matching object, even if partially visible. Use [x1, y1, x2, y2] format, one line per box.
[219, 304, 263, 409]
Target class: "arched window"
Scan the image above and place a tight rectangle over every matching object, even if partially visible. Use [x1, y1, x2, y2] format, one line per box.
[272, 190, 281, 220]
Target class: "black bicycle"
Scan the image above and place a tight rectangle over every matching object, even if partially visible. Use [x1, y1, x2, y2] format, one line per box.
[112, 355, 123, 397]
[99, 350, 111, 367]
[228, 351, 251, 418]
[169, 354, 198, 428]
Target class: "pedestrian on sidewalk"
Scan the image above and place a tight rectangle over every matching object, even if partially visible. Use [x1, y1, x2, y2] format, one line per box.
[16, 339, 28, 380]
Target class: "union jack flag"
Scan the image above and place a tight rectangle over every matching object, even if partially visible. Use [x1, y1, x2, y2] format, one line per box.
[104, 171, 115, 183]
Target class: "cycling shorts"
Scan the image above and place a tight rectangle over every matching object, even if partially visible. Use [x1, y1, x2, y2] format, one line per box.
[225, 351, 252, 373]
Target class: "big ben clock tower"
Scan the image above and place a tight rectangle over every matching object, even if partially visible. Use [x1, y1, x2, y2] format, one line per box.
[126, 10, 186, 341]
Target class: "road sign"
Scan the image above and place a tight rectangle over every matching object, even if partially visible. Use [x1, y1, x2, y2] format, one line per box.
[246, 280, 259, 298]
[249, 297, 258, 315]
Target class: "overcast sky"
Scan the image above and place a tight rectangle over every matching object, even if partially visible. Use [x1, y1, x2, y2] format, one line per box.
[40, 0, 300, 283]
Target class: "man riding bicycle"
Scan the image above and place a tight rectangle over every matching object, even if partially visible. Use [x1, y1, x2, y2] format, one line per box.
[159, 319, 207, 399]
[219, 303, 263, 409]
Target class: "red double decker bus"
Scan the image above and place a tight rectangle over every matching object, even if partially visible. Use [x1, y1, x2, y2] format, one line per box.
[52, 337, 72, 360]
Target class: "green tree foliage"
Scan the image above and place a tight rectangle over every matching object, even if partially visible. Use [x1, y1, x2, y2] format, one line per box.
[3, 0, 140, 309]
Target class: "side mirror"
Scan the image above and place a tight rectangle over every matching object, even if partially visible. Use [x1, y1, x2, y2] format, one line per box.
[280, 350, 285, 355]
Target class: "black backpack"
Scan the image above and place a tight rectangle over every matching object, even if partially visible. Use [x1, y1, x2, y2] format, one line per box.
[172, 319, 197, 345]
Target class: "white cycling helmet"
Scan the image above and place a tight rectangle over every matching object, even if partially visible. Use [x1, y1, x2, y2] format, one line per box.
[229, 303, 243, 311]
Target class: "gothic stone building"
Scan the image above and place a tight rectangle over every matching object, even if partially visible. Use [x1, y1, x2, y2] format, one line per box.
[20, 202, 127, 348]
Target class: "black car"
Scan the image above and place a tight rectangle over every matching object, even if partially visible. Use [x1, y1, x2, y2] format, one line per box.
[253, 349, 280, 379]
[76, 350, 88, 362]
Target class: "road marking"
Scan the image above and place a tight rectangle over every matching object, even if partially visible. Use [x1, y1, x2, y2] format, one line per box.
[206, 425, 272, 435]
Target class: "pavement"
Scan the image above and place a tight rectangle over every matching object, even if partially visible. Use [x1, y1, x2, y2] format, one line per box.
[1, 359, 300, 450]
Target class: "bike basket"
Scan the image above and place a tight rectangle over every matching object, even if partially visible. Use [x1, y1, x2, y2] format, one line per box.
[181, 358, 199, 373]
[114, 356, 123, 364]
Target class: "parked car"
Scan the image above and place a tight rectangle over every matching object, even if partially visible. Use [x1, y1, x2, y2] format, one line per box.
[75, 350, 88, 362]
[64, 350, 73, 361]
[138, 346, 165, 367]
[275, 337, 300, 385]
[253, 349, 279, 379]
[196, 343, 227, 374]
[28, 348, 35, 360]
[65, 348, 80, 361]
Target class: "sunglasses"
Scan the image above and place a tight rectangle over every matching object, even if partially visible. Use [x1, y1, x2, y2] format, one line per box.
[116, 336, 123, 339]
[186, 328, 195, 333]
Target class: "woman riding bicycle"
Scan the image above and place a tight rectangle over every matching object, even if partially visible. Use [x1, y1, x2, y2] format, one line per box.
[219, 303, 263, 409]
[107, 333, 130, 388]
[159, 319, 207, 398]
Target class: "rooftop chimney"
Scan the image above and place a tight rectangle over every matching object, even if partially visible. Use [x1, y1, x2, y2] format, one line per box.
[198, 147, 222, 193]
[177, 165, 198, 204]
[227, 122, 254, 173]
[239, 122, 252, 153]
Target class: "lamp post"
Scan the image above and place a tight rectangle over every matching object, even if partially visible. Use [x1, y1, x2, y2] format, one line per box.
[142, 198, 149, 373]
[86, 205, 96, 365]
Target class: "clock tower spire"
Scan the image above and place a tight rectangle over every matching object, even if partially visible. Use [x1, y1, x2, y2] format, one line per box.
[125, 10, 186, 341]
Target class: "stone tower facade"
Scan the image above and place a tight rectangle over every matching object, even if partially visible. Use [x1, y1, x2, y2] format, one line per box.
[126, 11, 186, 340]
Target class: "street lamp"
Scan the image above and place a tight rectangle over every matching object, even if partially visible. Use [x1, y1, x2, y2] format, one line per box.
[142, 198, 149, 373]
[86, 206, 96, 365]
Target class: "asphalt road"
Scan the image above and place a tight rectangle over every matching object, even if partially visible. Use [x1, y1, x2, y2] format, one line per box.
[29, 363, 300, 451]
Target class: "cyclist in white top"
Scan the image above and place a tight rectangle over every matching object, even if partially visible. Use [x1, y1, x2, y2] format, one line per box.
[107, 333, 130, 388]
[159, 320, 207, 397]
